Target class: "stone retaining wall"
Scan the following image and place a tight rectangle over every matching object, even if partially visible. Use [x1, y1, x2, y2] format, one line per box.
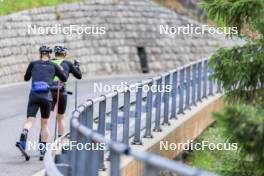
[0, 0, 238, 84]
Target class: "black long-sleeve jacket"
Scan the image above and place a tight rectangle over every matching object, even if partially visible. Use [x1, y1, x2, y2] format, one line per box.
[60, 60, 82, 80]
[24, 60, 67, 101]
[24, 60, 67, 84]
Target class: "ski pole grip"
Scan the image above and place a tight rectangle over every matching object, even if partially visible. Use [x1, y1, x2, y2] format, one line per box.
[74, 60, 80, 67]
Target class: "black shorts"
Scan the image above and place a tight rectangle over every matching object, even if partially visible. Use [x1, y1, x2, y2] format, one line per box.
[27, 92, 51, 119]
[51, 91, 67, 114]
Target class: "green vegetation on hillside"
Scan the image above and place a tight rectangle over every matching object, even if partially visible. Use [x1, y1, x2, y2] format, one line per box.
[187, 0, 264, 175]
[154, 0, 187, 14]
[186, 124, 258, 176]
[0, 0, 80, 16]
[154, 0, 209, 23]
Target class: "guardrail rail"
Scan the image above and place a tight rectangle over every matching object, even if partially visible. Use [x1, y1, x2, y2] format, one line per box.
[45, 58, 220, 176]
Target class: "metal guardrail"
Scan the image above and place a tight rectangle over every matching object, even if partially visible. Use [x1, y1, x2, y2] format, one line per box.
[45, 58, 220, 176]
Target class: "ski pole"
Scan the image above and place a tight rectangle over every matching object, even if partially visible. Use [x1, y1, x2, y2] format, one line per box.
[75, 80, 77, 110]
[54, 80, 61, 141]
[73, 59, 80, 110]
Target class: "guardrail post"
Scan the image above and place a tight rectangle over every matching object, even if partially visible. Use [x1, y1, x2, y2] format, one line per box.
[123, 88, 131, 145]
[163, 74, 170, 125]
[79, 105, 86, 125]
[77, 132, 91, 176]
[84, 132, 94, 176]
[208, 68, 214, 96]
[178, 68, 185, 114]
[153, 78, 162, 132]
[74, 112, 91, 176]
[85, 100, 94, 129]
[110, 150, 121, 176]
[81, 103, 96, 176]
[203, 60, 208, 98]
[110, 93, 119, 142]
[192, 63, 197, 105]
[185, 66, 191, 110]
[97, 96, 106, 170]
[132, 82, 143, 145]
[70, 116, 78, 175]
[170, 71, 177, 119]
[144, 80, 153, 138]
[197, 61, 202, 101]
[89, 140, 100, 176]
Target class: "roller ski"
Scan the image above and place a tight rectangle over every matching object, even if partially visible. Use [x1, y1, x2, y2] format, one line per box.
[16, 141, 30, 161]
[39, 147, 46, 161]
[38, 133, 47, 161]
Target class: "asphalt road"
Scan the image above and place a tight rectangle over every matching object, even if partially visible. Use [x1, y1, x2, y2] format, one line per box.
[0, 74, 152, 176]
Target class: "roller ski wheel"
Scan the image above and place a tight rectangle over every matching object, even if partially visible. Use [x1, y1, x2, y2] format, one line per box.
[16, 142, 30, 161]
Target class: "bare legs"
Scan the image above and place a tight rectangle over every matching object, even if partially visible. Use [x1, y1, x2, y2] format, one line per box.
[23, 117, 35, 130]
[57, 113, 65, 137]
[22, 117, 50, 142]
[19, 117, 36, 150]
[40, 118, 49, 142]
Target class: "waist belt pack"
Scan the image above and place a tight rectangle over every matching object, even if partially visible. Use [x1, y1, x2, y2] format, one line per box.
[50, 82, 66, 92]
[32, 81, 49, 93]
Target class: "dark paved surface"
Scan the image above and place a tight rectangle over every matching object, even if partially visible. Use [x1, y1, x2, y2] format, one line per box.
[0, 74, 152, 176]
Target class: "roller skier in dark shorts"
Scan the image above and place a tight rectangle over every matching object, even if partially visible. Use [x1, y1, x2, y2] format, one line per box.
[16, 45, 67, 161]
[50, 44, 82, 138]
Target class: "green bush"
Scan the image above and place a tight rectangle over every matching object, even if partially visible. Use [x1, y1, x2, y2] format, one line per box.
[187, 124, 259, 176]
[208, 42, 264, 104]
[189, 1, 264, 175]
[214, 104, 264, 172]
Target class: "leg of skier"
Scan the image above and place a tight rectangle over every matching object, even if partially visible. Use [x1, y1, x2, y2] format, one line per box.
[39, 118, 49, 161]
[57, 113, 65, 137]
[54, 81, 61, 140]
[19, 117, 35, 150]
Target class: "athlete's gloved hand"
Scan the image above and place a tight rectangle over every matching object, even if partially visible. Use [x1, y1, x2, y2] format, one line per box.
[74, 60, 80, 68]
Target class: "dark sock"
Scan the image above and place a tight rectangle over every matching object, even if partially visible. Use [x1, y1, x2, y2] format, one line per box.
[58, 135, 62, 138]
[20, 129, 29, 141]
[41, 142, 47, 147]
[39, 142, 47, 153]
[39, 132, 41, 143]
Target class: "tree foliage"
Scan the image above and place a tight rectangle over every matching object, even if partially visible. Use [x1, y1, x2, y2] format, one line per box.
[214, 104, 264, 169]
[201, 0, 264, 175]
[201, 0, 264, 37]
[209, 41, 264, 103]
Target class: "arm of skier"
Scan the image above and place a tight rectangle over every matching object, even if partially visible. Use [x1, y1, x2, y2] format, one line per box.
[54, 64, 67, 82]
[68, 60, 82, 79]
[24, 62, 33, 81]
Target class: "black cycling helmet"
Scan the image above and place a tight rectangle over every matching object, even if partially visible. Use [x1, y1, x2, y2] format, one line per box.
[54, 45, 67, 55]
[39, 45, 52, 54]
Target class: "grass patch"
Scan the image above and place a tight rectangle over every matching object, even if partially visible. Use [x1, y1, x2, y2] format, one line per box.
[0, 0, 80, 16]
[186, 123, 258, 176]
